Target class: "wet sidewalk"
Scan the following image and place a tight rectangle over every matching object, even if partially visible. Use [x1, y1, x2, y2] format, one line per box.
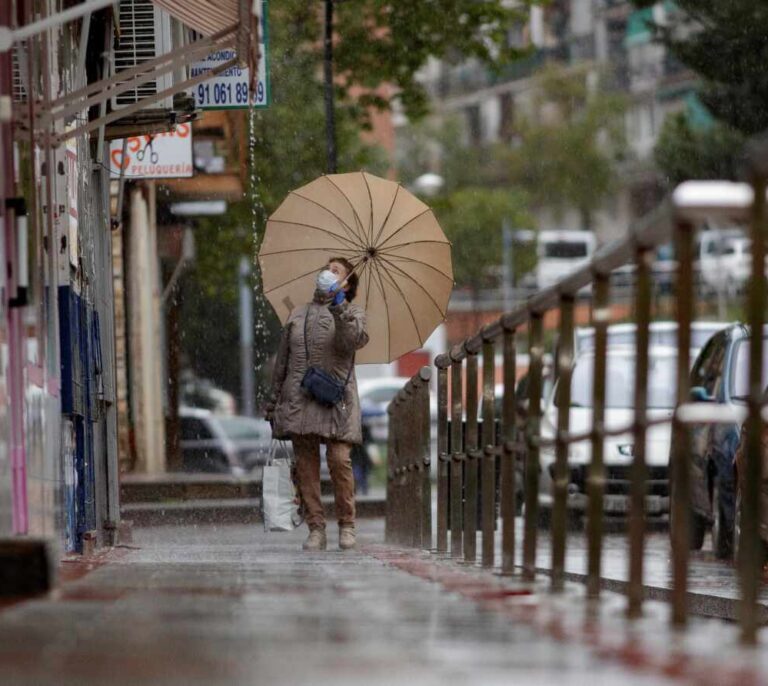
[492, 521, 768, 622]
[0, 520, 693, 686]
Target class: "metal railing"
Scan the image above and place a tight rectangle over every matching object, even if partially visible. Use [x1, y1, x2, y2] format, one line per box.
[386, 168, 768, 646]
[385, 367, 432, 549]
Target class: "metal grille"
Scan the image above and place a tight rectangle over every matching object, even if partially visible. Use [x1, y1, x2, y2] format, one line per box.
[113, 0, 173, 108]
[12, 42, 27, 103]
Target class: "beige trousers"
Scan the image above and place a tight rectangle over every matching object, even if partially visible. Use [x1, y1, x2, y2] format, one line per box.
[292, 435, 355, 530]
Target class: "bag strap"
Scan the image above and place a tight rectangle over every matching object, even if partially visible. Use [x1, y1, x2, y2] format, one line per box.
[269, 438, 292, 466]
[304, 302, 356, 390]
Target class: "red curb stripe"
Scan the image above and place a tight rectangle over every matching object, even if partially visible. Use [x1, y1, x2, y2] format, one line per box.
[365, 545, 768, 686]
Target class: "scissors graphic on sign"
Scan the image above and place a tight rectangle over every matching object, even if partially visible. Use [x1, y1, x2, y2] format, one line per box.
[136, 136, 159, 163]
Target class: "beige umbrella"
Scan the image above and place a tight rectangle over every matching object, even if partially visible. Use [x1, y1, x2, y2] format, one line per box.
[258, 171, 453, 364]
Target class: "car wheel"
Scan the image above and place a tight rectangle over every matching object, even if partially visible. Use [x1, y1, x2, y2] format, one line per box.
[712, 479, 734, 560]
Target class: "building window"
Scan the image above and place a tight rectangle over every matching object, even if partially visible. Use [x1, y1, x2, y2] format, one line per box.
[466, 105, 482, 147]
[499, 92, 515, 143]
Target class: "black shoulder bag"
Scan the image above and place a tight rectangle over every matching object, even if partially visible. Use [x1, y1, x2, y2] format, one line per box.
[300, 306, 354, 407]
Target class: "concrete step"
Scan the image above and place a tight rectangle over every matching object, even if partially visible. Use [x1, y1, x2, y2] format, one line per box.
[120, 472, 335, 503]
[122, 495, 386, 527]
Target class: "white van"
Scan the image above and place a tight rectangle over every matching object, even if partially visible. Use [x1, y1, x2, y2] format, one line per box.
[535, 230, 596, 290]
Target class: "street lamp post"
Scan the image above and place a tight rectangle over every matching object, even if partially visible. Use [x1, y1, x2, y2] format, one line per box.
[239, 256, 255, 417]
[323, 0, 337, 174]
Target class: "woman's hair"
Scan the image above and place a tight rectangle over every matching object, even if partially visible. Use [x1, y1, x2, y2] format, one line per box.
[328, 256, 359, 302]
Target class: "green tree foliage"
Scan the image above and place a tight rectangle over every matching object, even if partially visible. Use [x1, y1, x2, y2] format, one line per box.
[633, 0, 768, 137]
[506, 64, 626, 229]
[397, 117, 509, 193]
[178, 0, 541, 402]
[631, 0, 766, 184]
[654, 113, 745, 187]
[179, 2, 386, 403]
[335, 1, 537, 119]
[432, 188, 533, 295]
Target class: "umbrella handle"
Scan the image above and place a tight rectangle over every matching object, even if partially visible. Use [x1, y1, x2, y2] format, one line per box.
[337, 257, 366, 290]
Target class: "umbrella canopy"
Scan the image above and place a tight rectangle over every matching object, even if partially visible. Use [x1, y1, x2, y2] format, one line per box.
[258, 171, 453, 364]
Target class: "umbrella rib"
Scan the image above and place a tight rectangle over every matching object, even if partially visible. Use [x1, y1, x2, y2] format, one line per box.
[373, 257, 425, 350]
[267, 219, 364, 252]
[357, 258, 374, 313]
[290, 192, 367, 249]
[379, 238, 451, 252]
[362, 172, 375, 246]
[372, 252, 454, 284]
[263, 262, 329, 296]
[371, 183, 400, 248]
[375, 208, 432, 251]
[259, 246, 358, 258]
[324, 176, 369, 246]
[376, 254, 448, 320]
[369, 258, 392, 361]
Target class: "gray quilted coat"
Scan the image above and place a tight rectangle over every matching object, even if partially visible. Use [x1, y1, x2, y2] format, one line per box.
[269, 290, 369, 445]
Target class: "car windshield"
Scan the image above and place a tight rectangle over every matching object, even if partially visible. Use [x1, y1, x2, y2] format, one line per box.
[215, 416, 267, 440]
[543, 241, 588, 258]
[729, 339, 768, 399]
[562, 351, 677, 409]
[577, 326, 722, 353]
[691, 328, 722, 349]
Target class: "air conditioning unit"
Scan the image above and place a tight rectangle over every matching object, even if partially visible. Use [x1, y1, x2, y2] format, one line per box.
[11, 42, 27, 103]
[112, 0, 175, 110]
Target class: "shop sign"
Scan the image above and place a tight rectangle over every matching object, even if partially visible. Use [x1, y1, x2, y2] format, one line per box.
[109, 125, 193, 179]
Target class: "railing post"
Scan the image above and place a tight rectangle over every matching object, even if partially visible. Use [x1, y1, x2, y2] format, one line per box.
[450, 355, 465, 557]
[671, 218, 694, 627]
[406, 386, 420, 548]
[587, 273, 610, 599]
[419, 367, 433, 550]
[739, 167, 767, 645]
[481, 335, 497, 568]
[523, 313, 544, 581]
[386, 400, 395, 544]
[394, 393, 406, 546]
[628, 245, 653, 618]
[551, 295, 575, 592]
[464, 345, 480, 562]
[436, 358, 450, 553]
[500, 324, 517, 575]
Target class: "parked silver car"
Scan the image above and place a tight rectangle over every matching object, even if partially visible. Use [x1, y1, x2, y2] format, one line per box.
[179, 408, 279, 475]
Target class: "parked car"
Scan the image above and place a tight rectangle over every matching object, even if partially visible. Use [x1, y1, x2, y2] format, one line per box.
[696, 229, 750, 297]
[538, 346, 677, 520]
[574, 321, 730, 360]
[359, 377, 437, 443]
[179, 408, 278, 475]
[678, 324, 768, 558]
[609, 244, 678, 294]
[535, 230, 596, 291]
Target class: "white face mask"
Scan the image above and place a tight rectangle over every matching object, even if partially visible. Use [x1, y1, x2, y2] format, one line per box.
[316, 269, 338, 291]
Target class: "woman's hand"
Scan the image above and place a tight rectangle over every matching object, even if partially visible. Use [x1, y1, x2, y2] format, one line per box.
[329, 282, 346, 306]
[264, 401, 276, 422]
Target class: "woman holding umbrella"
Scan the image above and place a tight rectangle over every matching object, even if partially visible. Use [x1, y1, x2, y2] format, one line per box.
[266, 257, 368, 551]
[260, 171, 454, 550]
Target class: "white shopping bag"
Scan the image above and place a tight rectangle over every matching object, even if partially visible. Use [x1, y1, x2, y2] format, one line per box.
[261, 442, 303, 532]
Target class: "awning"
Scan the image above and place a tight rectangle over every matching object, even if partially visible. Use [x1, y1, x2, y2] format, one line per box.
[624, 8, 654, 48]
[9, 0, 260, 144]
[151, 0, 240, 37]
